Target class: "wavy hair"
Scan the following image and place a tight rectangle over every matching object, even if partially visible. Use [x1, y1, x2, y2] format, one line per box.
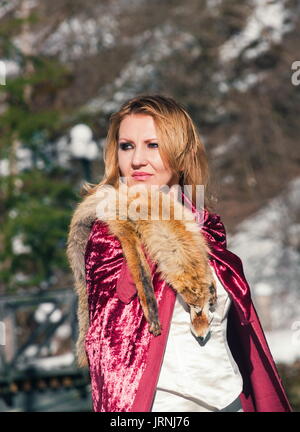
[81, 94, 216, 212]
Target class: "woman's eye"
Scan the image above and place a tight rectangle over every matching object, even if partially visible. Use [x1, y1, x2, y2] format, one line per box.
[119, 142, 158, 150]
[119, 143, 132, 150]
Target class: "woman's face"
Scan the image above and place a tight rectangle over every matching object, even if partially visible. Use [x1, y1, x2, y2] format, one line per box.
[117, 114, 179, 189]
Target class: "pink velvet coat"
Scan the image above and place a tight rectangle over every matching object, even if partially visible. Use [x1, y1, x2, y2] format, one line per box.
[83, 194, 293, 413]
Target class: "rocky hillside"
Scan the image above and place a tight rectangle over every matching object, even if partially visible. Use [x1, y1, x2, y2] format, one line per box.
[0, 0, 300, 295]
[1, 0, 300, 227]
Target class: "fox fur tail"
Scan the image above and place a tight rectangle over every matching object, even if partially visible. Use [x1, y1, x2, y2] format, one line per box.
[96, 184, 217, 339]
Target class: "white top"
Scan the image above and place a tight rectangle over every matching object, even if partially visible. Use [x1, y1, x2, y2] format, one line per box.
[155, 265, 244, 410]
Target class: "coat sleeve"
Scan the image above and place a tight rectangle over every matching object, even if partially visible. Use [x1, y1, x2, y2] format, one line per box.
[81, 219, 160, 366]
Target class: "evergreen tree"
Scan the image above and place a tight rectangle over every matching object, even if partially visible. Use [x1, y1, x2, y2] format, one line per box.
[0, 10, 78, 295]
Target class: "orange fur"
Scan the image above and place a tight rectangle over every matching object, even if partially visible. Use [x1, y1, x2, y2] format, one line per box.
[66, 184, 217, 366]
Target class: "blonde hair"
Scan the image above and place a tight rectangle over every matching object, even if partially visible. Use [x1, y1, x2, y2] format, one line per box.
[81, 94, 216, 212]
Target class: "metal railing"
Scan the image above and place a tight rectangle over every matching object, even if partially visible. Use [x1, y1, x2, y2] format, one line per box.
[0, 289, 92, 412]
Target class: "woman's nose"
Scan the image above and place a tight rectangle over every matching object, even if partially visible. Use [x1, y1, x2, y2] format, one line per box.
[131, 145, 148, 166]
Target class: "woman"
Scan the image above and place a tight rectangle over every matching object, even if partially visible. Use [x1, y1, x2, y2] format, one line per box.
[66, 94, 292, 412]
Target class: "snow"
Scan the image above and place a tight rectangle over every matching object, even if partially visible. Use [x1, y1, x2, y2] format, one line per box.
[264, 328, 300, 365]
[12, 234, 32, 254]
[83, 25, 198, 115]
[19, 352, 75, 370]
[14, 272, 29, 283]
[8, 208, 19, 220]
[0, 321, 5, 346]
[206, 0, 223, 8]
[0, 0, 19, 19]
[232, 72, 265, 93]
[55, 136, 71, 168]
[212, 134, 241, 157]
[228, 177, 300, 363]
[49, 309, 62, 323]
[55, 323, 71, 339]
[254, 282, 273, 296]
[0, 59, 20, 82]
[0, 158, 10, 176]
[220, 0, 293, 62]
[41, 16, 118, 62]
[16, 146, 33, 171]
[34, 303, 56, 323]
[24, 344, 39, 357]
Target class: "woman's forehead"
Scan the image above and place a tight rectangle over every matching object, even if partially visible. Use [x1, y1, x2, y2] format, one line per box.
[119, 114, 157, 139]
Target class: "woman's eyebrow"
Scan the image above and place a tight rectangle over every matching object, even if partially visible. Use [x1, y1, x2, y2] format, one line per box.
[118, 138, 157, 142]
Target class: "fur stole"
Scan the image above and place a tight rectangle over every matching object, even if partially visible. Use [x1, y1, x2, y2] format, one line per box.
[66, 184, 216, 367]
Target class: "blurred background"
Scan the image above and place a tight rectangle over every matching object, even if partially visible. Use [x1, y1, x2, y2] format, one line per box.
[0, 0, 299, 412]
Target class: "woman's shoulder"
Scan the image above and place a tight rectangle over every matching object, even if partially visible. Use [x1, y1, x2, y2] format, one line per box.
[85, 219, 123, 260]
[90, 219, 109, 233]
[87, 219, 116, 244]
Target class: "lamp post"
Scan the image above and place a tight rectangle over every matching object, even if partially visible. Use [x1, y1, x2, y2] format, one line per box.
[69, 124, 99, 182]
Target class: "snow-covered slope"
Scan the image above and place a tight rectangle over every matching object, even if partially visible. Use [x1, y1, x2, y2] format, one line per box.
[228, 177, 300, 363]
[220, 0, 293, 62]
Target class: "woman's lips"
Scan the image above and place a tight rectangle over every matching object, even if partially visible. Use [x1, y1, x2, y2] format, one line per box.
[131, 173, 153, 181]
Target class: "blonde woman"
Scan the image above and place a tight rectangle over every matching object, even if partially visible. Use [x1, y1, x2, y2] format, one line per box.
[67, 94, 292, 412]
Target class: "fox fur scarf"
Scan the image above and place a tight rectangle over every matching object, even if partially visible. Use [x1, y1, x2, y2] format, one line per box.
[66, 184, 217, 368]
